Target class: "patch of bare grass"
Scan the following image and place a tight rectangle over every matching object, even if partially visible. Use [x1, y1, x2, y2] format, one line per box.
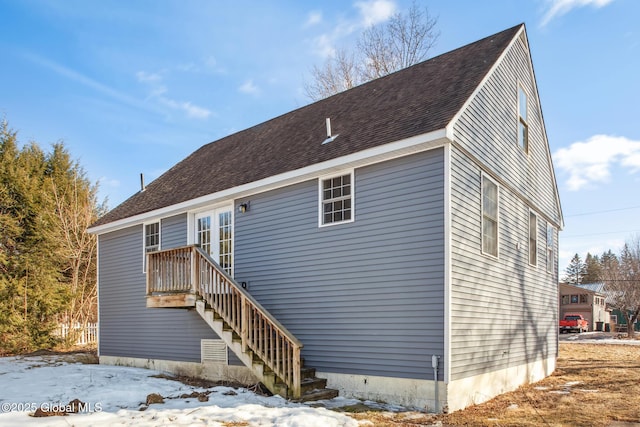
[350, 343, 640, 426]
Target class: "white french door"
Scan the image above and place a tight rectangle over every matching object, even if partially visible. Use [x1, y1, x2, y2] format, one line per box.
[194, 206, 233, 276]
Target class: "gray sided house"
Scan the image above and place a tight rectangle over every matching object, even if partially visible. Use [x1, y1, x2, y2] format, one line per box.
[88, 24, 563, 412]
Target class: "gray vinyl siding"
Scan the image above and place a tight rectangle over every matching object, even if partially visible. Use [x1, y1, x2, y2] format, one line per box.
[161, 213, 188, 248]
[449, 38, 559, 381]
[98, 221, 223, 362]
[234, 150, 445, 380]
[453, 36, 561, 227]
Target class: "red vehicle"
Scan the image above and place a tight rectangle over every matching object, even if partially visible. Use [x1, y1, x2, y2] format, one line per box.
[559, 314, 589, 333]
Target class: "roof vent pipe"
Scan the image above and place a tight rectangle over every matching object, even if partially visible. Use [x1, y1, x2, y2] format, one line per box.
[140, 173, 146, 192]
[322, 118, 339, 145]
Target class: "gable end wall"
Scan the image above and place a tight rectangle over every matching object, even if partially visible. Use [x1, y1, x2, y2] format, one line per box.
[449, 37, 559, 383]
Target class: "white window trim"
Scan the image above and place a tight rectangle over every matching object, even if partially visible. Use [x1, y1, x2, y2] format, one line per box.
[546, 222, 555, 274]
[318, 170, 355, 228]
[481, 173, 499, 259]
[143, 220, 161, 273]
[518, 83, 529, 153]
[188, 202, 235, 245]
[188, 204, 235, 277]
[529, 210, 538, 267]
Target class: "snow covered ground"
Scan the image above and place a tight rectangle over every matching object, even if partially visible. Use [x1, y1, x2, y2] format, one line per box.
[0, 354, 374, 426]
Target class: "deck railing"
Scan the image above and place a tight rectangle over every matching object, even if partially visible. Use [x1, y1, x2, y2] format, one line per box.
[146, 245, 302, 398]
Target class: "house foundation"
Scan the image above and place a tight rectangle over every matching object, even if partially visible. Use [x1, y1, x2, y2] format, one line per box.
[99, 355, 258, 386]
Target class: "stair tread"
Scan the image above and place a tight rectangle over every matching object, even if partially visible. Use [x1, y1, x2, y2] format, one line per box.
[197, 292, 333, 401]
[301, 377, 326, 385]
[298, 388, 340, 402]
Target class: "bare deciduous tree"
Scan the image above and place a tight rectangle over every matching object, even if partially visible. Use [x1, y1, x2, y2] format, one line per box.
[305, 1, 439, 101]
[48, 179, 100, 345]
[358, 2, 439, 81]
[305, 48, 362, 101]
[602, 236, 640, 338]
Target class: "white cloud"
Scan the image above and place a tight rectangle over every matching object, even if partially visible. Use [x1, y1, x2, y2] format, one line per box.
[204, 56, 226, 74]
[540, 0, 614, 27]
[308, 1, 397, 59]
[176, 56, 226, 74]
[135, 71, 163, 83]
[159, 98, 212, 119]
[355, 0, 397, 27]
[137, 69, 212, 119]
[238, 79, 260, 96]
[553, 134, 640, 190]
[313, 34, 337, 58]
[305, 10, 323, 27]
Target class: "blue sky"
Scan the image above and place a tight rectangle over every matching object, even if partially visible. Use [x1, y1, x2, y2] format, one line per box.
[1, 0, 639, 273]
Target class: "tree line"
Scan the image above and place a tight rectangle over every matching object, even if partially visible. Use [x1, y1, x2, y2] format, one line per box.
[0, 120, 105, 354]
[563, 238, 640, 338]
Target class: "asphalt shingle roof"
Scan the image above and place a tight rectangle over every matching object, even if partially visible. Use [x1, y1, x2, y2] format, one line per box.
[92, 24, 522, 228]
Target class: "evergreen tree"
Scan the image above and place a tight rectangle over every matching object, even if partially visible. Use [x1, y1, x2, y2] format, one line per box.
[564, 253, 586, 284]
[601, 249, 619, 269]
[583, 252, 603, 284]
[0, 120, 102, 354]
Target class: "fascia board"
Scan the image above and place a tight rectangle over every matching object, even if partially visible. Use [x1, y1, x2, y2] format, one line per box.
[88, 128, 450, 235]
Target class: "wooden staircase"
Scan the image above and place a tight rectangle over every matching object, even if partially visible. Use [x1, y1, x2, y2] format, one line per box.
[146, 245, 338, 401]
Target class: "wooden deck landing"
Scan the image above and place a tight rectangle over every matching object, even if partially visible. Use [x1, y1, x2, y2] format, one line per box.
[146, 293, 196, 308]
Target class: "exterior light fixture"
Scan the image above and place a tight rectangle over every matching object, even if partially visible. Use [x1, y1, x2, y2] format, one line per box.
[238, 202, 249, 213]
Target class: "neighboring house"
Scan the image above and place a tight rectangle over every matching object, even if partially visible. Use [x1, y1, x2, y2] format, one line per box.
[88, 24, 563, 413]
[575, 283, 640, 333]
[559, 283, 610, 331]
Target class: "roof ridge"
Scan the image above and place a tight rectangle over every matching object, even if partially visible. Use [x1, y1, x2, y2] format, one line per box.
[90, 24, 522, 230]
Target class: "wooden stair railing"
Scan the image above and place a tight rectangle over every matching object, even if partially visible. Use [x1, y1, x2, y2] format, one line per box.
[146, 245, 303, 398]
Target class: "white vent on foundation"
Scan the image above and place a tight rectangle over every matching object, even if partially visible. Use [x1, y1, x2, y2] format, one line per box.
[201, 339, 228, 364]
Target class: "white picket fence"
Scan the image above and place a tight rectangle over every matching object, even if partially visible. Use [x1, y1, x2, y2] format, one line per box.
[58, 322, 98, 345]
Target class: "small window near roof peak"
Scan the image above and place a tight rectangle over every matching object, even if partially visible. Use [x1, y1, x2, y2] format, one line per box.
[518, 86, 528, 153]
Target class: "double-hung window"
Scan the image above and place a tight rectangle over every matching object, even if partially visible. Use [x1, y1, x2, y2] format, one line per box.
[546, 223, 555, 273]
[529, 211, 538, 266]
[482, 175, 498, 257]
[143, 222, 160, 272]
[518, 86, 528, 152]
[320, 172, 354, 226]
[145, 222, 160, 253]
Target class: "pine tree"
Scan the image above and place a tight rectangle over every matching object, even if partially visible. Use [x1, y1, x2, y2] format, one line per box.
[583, 252, 603, 284]
[564, 253, 586, 284]
[0, 120, 102, 354]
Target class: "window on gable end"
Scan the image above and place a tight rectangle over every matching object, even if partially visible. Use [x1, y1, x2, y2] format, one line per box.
[518, 86, 529, 152]
[546, 223, 555, 274]
[320, 172, 354, 226]
[529, 211, 537, 266]
[481, 175, 498, 257]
